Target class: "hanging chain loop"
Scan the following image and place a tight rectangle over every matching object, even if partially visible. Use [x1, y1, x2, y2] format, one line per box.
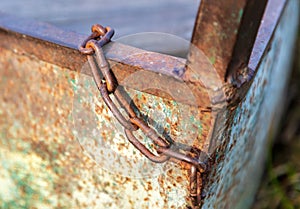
[79, 24, 207, 207]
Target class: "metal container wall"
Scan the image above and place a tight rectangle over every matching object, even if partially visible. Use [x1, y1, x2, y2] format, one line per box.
[0, 0, 299, 208]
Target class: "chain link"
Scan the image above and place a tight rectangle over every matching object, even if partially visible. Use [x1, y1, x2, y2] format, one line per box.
[79, 24, 206, 207]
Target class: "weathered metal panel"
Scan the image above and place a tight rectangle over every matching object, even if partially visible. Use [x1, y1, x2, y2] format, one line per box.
[188, 0, 267, 83]
[189, 0, 248, 77]
[248, 0, 286, 71]
[202, 0, 299, 208]
[0, 10, 214, 208]
[0, 47, 211, 208]
[0, 1, 298, 209]
[0, 13, 213, 108]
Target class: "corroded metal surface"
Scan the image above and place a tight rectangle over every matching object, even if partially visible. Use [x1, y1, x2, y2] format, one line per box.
[0, 0, 297, 208]
[225, 0, 268, 85]
[80, 27, 207, 206]
[0, 14, 212, 107]
[0, 11, 215, 208]
[189, 0, 276, 86]
[0, 12, 183, 81]
[0, 46, 212, 208]
[202, 0, 299, 208]
[0, 0, 285, 108]
[248, 0, 286, 70]
[189, 0, 248, 79]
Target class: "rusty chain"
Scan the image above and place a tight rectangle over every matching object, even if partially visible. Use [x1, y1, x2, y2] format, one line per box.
[79, 24, 206, 207]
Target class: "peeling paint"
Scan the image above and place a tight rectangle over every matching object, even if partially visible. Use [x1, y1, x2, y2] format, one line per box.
[0, 48, 209, 208]
[202, 1, 299, 208]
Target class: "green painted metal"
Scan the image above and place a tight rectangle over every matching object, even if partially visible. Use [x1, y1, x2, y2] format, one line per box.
[0, 0, 298, 208]
[0, 47, 207, 208]
[202, 0, 299, 208]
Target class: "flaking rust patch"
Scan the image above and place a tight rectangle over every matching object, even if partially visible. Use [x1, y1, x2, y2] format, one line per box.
[0, 47, 212, 208]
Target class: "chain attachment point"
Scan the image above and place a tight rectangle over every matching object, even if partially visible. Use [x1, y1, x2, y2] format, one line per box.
[79, 24, 114, 55]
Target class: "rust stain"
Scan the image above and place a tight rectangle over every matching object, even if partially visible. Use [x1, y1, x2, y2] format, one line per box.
[189, 0, 248, 79]
[0, 47, 211, 208]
